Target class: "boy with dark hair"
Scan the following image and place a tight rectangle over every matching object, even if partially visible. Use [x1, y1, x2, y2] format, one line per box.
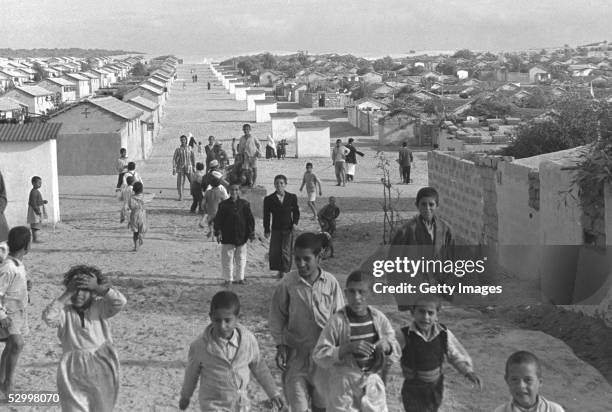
[115, 148, 129, 190]
[495, 351, 565, 412]
[390, 186, 454, 305]
[27, 176, 47, 243]
[179, 291, 285, 411]
[214, 184, 255, 285]
[313, 270, 400, 412]
[0, 226, 31, 395]
[399, 297, 481, 412]
[123, 161, 143, 186]
[398, 141, 413, 184]
[317, 196, 340, 258]
[190, 162, 206, 214]
[263, 174, 300, 278]
[299, 162, 322, 221]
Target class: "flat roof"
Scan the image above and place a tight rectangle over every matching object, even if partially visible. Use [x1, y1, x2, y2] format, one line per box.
[294, 121, 330, 129]
[246, 89, 266, 94]
[255, 98, 277, 104]
[269, 112, 298, 118]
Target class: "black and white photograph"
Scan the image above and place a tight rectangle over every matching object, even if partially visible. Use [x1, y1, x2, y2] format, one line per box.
[0, 0, 611, 410]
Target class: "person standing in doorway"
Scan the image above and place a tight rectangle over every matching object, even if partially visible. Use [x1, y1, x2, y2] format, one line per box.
[173, 135, 196, 201]
[263, 175, 299, 279]
[398, 142, 414, 184]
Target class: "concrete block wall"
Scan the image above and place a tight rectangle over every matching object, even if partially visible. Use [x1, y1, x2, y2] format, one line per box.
[428, 151, 489, 245]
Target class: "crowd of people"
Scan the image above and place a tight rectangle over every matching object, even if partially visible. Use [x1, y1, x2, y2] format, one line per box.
[0, 90, 565, 411]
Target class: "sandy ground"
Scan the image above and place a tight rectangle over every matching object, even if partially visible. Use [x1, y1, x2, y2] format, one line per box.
[8, 64, 612, 411]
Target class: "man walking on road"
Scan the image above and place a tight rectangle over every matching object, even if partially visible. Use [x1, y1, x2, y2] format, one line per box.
[331, 139, 350, 186]
[238, 124, 261, 187]
[173, 135, 196, 200]
[398, 141, 414, 184]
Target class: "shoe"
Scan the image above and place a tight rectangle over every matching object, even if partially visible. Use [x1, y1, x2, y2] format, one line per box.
[223, 280, 231, 287]
[235, 279, 247, 285]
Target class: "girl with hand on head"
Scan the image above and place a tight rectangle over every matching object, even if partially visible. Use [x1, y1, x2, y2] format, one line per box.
[43, 265, 127, 412]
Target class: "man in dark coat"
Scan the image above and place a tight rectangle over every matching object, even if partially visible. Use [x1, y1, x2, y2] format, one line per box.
[214, 184, 255, 285]
[263, 175, 300, 278]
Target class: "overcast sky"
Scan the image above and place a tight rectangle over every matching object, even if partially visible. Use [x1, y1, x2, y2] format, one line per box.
[1, 0, 609, 59]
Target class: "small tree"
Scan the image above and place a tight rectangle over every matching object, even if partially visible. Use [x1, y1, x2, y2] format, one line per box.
[130, 62, 148, 77]
[32, 62, 46, 82]
[452, 49, 474, 59]
[262, 53, 277, 70]
[376, 151, 402, 244]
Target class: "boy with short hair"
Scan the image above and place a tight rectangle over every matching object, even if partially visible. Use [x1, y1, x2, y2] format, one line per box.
[201, 172, 229, 240]
[190, 162, 206, 214]
[0, 226, 31, 395]
[122, 162, 143, 186]
[318, 197, 340, 258]
[179, 291, 285, 411]
[390, 186, 454, 307]
[495, 351, 565, 412]
[115, 148, 129, 191]
[399, 297, 481, 412]
[313, 270, 400, 412]
[299, 162, 322, 221]
[27, 176, 48, 243]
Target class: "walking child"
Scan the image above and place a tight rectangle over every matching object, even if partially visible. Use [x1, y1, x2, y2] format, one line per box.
[27, 176, 48, 243]
[0, 226, 31, 396]
[494, 351, 565, 412]
[115, 148, 129, 191]
[201, 172, 229, 240]
[299, 162, 322, 220]
[128, 182, 147, 251]
[399, 296, 481, 412]
[269, 232, 345, 412]
[317, 196, 340, 258]
[42, 265, 127, 412]
[122, 161, 143, 186]
[119, 176, 135, 224]
[214, 185, 255, 286]
[190, 162, 206, 214]
[313, 270, 400, 412]
[179, 291, 285, 411]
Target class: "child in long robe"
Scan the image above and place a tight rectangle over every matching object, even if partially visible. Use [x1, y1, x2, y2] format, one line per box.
[43, 265, 126, 412]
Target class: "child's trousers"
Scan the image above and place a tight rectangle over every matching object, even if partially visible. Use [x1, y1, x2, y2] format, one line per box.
[221, 244, 247, 282]
[401, 376, 444, 412]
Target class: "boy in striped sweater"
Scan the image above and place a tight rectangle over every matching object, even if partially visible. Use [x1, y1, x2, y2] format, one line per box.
[313, 270, 400, 412]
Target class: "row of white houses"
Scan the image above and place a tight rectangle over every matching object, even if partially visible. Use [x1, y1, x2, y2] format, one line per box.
[0, 57, 179, 227]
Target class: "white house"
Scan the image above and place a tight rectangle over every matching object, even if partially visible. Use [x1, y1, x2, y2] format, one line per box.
[4, 85, 55, 115]
[0, 123, 61, 226]
[63, 73, 91, 99]
[38, 77, 77, 103]
[294, 121, 331, 158]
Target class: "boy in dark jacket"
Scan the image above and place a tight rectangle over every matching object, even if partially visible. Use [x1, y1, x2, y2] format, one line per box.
[214, 184, 255, 285]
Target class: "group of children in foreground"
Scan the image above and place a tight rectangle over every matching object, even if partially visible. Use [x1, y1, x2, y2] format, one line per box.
[0, 226, 567, 411]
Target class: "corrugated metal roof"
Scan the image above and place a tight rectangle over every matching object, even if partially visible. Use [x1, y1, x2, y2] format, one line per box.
[86, 97, 143, 120]
[45, 77, 76, 86]
[0, 97, 27, 111]
[128, 96, 158, 110]
[64, 73, 89, 81]
[139, 83, 163, 95]
[15, 85, 54, 97]
[145, 78, 165, 89]
[0, 122, 62, 142]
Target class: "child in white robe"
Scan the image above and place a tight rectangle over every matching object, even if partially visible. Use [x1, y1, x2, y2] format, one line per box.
[43, 265, 126, 412]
